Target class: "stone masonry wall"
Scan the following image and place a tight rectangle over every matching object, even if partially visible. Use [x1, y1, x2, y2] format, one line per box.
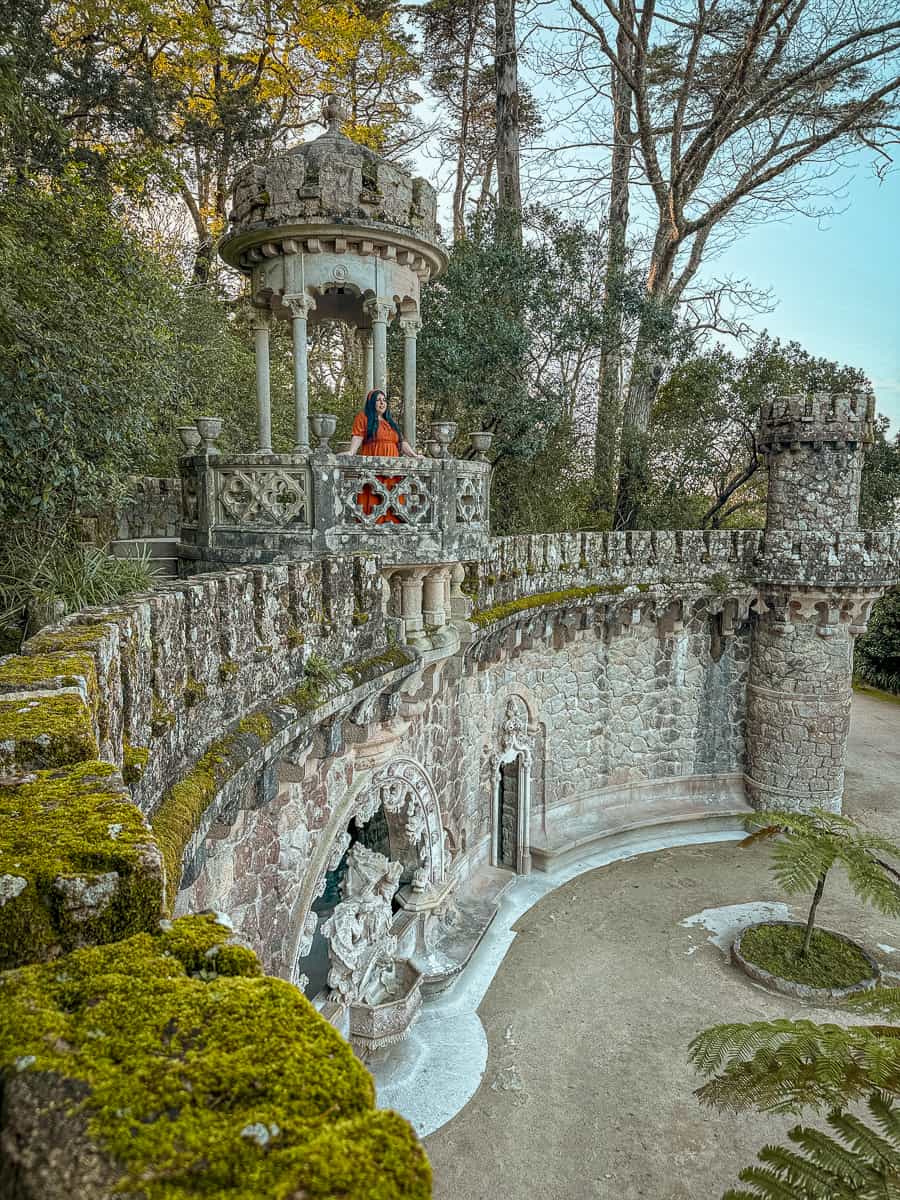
[177, 585, 751, 981]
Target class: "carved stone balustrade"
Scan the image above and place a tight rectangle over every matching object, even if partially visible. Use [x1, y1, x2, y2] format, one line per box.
[178, 450, 491, 569]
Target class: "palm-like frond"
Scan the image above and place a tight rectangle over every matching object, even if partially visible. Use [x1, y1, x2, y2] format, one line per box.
[744, 810, 900, 917]
[721, 1097, 900, 1199]
[690, 1021, 900, 1114]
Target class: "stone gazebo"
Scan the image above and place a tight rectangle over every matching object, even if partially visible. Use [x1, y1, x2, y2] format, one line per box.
[178, 95, 492, 569]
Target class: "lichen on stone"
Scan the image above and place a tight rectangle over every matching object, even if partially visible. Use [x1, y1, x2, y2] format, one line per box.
[0, 760, 163, 970]
[0, 914, 431, 1199]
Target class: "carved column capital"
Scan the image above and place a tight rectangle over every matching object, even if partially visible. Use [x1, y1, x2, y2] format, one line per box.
[252, 308, 272, 332]
[285, 292, 316, 320]
[399, 317, 421, 338]
[365, 298, 394, 326]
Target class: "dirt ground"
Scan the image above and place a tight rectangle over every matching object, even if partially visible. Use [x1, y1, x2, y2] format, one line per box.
[424, 690, 900, 1200]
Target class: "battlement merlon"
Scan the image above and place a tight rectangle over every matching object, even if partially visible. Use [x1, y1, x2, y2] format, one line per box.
[758, 391, 875, 453]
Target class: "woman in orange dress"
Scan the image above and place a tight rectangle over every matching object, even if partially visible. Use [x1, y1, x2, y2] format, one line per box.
[348, 389, 422, 524]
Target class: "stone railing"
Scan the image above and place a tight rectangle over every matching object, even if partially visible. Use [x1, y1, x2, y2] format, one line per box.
[179, 451, 491, 569]
[467, 528, 900, 611]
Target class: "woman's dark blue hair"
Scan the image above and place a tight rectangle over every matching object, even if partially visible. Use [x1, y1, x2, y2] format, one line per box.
[364, 389, 401, 443]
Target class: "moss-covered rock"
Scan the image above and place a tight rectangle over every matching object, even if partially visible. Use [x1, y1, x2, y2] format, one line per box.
[0, 762, 163, 970]
[0, 651, 98, 703]
[0, 692, 99, 773]
[0, 915, 431, 1200]
[470, 586, 606, 628]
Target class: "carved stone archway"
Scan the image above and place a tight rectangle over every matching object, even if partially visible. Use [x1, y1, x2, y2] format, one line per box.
[289, 756, 446, 989]
[490, 696, 532, 875]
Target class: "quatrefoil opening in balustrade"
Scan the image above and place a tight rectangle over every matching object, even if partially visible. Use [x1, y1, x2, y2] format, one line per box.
[456, 476, 485, 526]
[341, 469, 435, 528]
[393, 475, 434, 526]
[218, 470, 309, 528]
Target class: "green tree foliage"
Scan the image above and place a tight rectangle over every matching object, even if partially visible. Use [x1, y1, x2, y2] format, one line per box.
[742, 808, 900, 960]
[690, 989, 900, 1198]
[856, 588, 900, 695]
[860, 424, 900, 529]
[0, 176, 183, 531]
[416, 209, 610, 532]
[642, 336, 876, 530]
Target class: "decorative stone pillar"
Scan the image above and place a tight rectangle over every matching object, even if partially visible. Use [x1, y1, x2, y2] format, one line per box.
[449, 562, 473, 620]
[286, 293, 315, 452]
[365, 300, 392, 393]
[422, 567, 447, 629]
[399, 567, 430, 648]
[746, 392, 879, 814]
[363, 330, 374, 393]
[253, 310, 273, 453]
[399, 317, 421, 447]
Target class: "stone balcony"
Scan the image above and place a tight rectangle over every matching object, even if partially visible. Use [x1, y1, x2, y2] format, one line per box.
[178, 449, 492, 570]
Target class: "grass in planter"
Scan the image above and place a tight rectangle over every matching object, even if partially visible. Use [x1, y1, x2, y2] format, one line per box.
[740, 923, 873, 988]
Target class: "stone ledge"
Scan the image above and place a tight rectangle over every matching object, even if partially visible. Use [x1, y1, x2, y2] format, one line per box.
[531, 775, 751, 871]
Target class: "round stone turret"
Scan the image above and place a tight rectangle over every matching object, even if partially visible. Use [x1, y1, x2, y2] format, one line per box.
[759, 391, 875, 534]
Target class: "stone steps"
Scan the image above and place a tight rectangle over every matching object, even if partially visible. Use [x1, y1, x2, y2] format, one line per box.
[110, 537, 179, 578]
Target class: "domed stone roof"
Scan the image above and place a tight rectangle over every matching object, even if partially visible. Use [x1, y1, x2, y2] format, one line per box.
[221, 95, 440, 270]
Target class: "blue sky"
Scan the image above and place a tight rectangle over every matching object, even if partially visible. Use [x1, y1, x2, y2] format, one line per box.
[697, 168, 900, 433]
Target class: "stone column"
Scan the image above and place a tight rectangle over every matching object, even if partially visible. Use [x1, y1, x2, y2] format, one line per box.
[399, 567, 429, 649]
[363, 330, 374, 393]
[422, 567, 448, 629]
[746, 391, 879, 815]
[286, 294, 315, 453]
[365, 300, 392, 394]
[399, 317, 421, 447]
[253, 311, 272, 454]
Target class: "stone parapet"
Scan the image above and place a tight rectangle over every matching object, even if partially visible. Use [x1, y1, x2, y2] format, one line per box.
[758, 391, 874, 452]
[1, 554, 391, 820]
[466, 529, 900, 614]
[179, 451, 491, 569]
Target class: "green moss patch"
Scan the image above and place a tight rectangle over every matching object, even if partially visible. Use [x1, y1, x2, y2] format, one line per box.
[0, 914, 431, 1199]
[739, 923, 874, 989]
[0, 650, 98, 701]
[0, 761, 163, 970]
[122, 738, 150, 784]
[471, 586, 606, 628]
[0, 691, 99, 771]
[344, 646, 413, 687]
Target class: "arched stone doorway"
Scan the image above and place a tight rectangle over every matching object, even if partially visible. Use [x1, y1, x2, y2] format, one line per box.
[491, 696, 532, 875]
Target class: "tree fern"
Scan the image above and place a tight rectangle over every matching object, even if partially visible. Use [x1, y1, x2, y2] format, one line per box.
[720, 1097, 900, 1199]
[742, 810, 900, 958]
[692, 991, 900, 1197]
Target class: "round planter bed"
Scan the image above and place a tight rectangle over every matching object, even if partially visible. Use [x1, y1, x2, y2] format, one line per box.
[732, 920, 880, 1003]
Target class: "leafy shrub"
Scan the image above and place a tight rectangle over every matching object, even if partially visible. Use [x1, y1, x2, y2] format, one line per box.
[855, 587, 900, 694]
[0, 534, 158, 650]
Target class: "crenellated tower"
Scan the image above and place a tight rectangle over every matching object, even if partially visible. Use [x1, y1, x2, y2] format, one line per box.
[759, 391, 874, 533]
[745, 391, 882, 814]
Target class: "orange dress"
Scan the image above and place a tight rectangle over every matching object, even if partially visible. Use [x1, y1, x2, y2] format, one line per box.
[351, 411, 405, 523]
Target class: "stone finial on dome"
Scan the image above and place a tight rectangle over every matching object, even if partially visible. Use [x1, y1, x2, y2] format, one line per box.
[322, 93, 344, 136]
